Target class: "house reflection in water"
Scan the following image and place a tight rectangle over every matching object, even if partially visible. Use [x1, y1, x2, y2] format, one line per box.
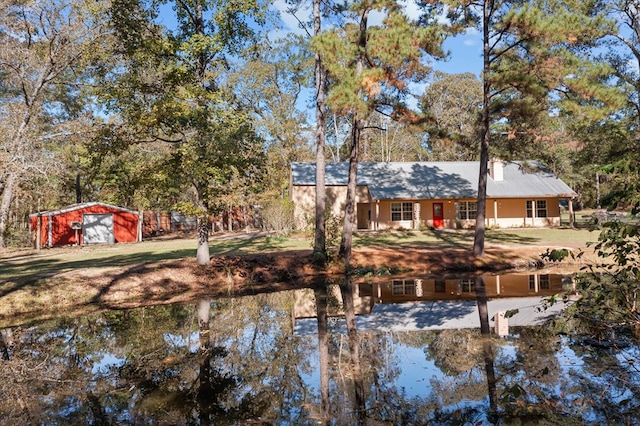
[293, 273, 576, 335]
[378, 272, 569, 303]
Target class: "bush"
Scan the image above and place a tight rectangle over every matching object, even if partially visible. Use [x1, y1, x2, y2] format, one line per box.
[260, 198, 294, 235]
[324, 211, 342, 253]
[562, 221, 640, 342]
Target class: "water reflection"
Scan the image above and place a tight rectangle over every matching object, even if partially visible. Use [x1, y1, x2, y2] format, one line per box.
[0, 273, 638, 424]
[294, 273, 572, 335]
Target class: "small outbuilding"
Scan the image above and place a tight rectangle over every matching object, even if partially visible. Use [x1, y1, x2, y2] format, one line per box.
[30, 202, 142, 248]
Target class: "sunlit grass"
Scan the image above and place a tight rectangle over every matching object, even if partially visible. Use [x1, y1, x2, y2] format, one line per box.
[0, 226, 599, 284]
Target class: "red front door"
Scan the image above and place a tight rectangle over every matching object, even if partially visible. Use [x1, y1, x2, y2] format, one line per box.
[433, 203, 444, 228]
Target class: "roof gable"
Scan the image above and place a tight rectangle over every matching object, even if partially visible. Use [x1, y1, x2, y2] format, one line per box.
[291, 161, 575, 200]
[30, 202, 139, 217]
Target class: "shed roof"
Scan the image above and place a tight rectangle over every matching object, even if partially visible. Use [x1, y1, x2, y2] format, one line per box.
[291, 161, 576, 200]
[30, 202, 139, 217]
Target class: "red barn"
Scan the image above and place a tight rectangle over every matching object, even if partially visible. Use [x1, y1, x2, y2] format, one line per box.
[30, 202, 142, 248]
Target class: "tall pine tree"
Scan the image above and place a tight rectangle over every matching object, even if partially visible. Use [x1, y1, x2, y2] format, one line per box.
[314, 0, 446, 267]
[444, 0, 621, 256]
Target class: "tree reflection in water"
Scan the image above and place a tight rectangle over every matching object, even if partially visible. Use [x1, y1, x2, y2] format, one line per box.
[339, 275, 367, 425]
[476, 275, 498, 423]
[0, 276, 638, 424]
[313, 280, 330, 425]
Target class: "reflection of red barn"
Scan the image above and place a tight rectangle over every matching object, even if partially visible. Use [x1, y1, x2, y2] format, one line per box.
[30, 202, 142, 248]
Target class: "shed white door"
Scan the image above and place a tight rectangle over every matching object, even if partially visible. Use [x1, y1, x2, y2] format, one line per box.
[82, 213, 115, 244]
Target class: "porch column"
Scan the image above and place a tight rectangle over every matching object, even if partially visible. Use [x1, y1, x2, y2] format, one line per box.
[527, 200, 536, 227]
[375, 200, 380, 230]
[568, 198, 574, 228]
[496, 274, 500, 295]
[414, 202, 421, 230]
[493, 199, 498, 226]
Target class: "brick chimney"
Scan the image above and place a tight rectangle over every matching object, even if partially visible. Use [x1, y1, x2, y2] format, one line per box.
[490, 159, 504, 181]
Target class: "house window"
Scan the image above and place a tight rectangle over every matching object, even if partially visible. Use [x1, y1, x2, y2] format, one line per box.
[526, 200, 547, 218]
[392, 279, 416, 295]
[460, 278, 475, 293]
[391, 202, 413, 221]
[529, 274, 550, 291]
[457, 201, 477, 220]
[540, 274, 550, 290]
[529, 275, 536, 291]
[537, 200, 547, 218]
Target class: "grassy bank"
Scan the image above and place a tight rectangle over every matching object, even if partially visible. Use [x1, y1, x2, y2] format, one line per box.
[1, 227, 599, 284]
[0, 226, 602, 327]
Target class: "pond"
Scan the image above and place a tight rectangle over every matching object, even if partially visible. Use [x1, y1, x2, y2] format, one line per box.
[1, 272, 639, 425]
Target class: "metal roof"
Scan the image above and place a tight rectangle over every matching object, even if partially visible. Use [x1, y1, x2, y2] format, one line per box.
[291, 161, 576, 200]
[29, 202, 140, 217]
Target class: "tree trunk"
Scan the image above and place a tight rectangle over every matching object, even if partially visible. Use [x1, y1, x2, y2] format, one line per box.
[473, 0, 492, 258]
[196, 216, 210, 265]
[338, 8, 368, 269]
[340, 276, 366, 424]
[196, 299, 213, 424]
[243, 205, 249, 233]
[339, 122, 361, 267]
[596, 171, 601, 209]
[0, 173, 18, 248]
[314, 282, 330, 424]
[476, 276, 498, 421]
[75, 173, 82, 204]
[313, 0, 327, 267]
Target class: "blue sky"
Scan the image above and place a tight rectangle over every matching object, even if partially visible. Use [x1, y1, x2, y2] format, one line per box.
[272, 0, 483, 76]
[435, 30, 483, 76]
[155, 0, 483, 113]
[157, 1, 483, 77]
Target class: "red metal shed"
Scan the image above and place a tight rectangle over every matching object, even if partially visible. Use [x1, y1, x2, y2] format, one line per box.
[30, 202, 142, 248]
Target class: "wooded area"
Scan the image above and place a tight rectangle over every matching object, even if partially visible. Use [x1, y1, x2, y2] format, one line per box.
[1, 0, 639, 263]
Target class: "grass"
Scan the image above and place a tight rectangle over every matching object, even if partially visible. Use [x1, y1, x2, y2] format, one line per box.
[0, 225, 602, 285]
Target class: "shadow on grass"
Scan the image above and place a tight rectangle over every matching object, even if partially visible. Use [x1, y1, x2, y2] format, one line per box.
[0, 248, 197, 297]
[0, 233, 294, 299]
[485, 230, 543, 245]
[209, 233, 295, 255]
[354, 229, 473, 250]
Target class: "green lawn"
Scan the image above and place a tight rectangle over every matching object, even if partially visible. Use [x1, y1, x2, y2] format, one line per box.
[0, 226, 601, 284]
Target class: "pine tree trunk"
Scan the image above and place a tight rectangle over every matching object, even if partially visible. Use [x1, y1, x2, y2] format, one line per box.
[339, 121, 360, 267]
[473, 0, 491, 258]
[340, 276, 366, 422]
[338, 8, 368, 268]
[314, 283, 330, 423]
[476, 276, 498, 420]
[312, 0, 327, 267]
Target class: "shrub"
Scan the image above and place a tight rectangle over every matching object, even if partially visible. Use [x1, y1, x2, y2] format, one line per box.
[260, 198, 294, 235]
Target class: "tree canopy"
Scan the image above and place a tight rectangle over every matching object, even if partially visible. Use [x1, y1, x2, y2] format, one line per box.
[1, 0, 640, 254]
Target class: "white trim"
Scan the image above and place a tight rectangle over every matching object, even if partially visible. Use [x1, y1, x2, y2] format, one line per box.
[29, 202, 139, 217]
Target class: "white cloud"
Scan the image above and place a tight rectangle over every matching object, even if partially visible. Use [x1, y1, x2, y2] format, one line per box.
[270, 0, 312, 38]
[400, 0, 422, 22]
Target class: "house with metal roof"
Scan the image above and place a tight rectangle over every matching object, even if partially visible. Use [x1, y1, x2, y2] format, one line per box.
[290, 160, 576, 230]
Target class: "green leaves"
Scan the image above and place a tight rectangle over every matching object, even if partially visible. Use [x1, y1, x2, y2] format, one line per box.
[313, 1, 446, 119]
[564, 219, 640, 342]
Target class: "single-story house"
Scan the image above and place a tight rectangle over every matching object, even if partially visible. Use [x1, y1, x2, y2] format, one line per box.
[30, 202, 142, 248]
[290, 160, 576, 230]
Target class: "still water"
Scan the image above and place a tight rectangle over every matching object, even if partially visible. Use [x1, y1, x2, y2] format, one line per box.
[1, 272, 639, 425]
